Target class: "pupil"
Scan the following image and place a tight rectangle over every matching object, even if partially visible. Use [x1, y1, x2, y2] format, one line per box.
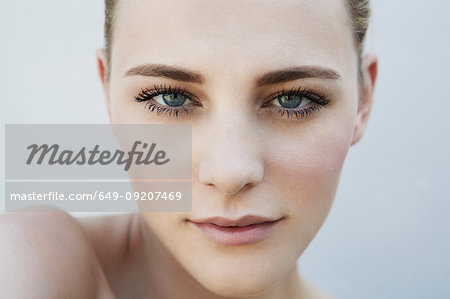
[278, 95, 302, 108]
[162, 93, 186, 107]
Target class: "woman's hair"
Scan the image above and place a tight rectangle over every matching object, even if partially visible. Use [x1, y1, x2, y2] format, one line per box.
[103, 0, 371, 82]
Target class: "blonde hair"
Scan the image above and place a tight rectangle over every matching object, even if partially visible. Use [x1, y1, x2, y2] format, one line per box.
[103, 0, 371, 82]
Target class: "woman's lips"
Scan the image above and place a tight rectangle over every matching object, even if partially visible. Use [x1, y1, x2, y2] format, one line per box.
[189, 215, 282, 246]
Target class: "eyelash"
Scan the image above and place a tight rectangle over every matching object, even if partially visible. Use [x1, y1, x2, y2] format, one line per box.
[134, 84, 331, 120]
[134, 85, 198, 118]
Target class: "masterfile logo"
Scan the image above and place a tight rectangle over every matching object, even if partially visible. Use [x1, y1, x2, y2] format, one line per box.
[4, 124, 192, 213]
[26, 141, 170, 171]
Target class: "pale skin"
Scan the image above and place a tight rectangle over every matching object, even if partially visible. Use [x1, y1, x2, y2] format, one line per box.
[0, 0, 377, 298]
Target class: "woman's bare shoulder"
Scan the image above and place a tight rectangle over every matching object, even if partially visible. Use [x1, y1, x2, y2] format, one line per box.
[76, 212, 141, 267]
[0, 208, 116, 298]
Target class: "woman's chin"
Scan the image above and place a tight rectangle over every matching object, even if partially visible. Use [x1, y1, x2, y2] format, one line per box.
[197, 271, 280, 298]
[184, 254, 296, 297]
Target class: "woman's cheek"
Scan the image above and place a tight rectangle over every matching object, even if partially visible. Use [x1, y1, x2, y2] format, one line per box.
[265, 118, 354, 225]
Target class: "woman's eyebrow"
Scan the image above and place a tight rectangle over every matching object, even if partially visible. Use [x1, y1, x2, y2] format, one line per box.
[124, 64, 341, 86]
[256, 66, 341, 87]
[124, 63, 204, 83]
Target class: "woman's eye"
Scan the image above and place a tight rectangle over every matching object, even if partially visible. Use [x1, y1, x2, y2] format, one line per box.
[135, 85, 330, 120]
[262, 89, 331, 121]
[134, 86, 199, 117]
[272, 95, 311, 109]
[153, 93, 192, 107]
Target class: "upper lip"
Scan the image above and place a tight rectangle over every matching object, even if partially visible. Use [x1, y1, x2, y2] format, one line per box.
[189, 215, 282, 227]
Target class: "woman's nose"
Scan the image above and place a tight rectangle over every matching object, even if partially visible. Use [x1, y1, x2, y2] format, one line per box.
[197, 115, 264, 196]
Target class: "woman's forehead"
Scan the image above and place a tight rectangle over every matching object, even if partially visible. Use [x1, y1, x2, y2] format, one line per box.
[112, 0, 355, 79]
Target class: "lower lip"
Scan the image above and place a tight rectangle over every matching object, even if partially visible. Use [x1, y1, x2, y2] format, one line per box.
[190, 220, 281, 246]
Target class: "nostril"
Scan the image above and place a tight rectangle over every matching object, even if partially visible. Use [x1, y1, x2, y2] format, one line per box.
[197, 149, 265, 196]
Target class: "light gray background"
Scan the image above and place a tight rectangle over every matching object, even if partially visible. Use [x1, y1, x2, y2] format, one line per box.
[1, 0, 449, 298]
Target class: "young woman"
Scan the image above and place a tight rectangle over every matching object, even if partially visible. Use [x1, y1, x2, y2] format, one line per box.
[1, 0, 377, 298]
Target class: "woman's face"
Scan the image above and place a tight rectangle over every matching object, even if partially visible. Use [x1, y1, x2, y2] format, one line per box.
[100, 0, 372, 296]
